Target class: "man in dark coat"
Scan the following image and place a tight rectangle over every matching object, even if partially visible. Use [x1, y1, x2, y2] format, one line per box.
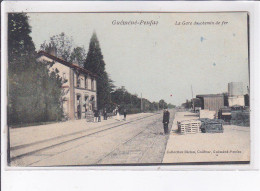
[123, 109, 127, 120]
[98, 110, 101, 122]
[163, 109, 170, 134]
[94, 108, 99, 122]
[103, 108, 107, 120]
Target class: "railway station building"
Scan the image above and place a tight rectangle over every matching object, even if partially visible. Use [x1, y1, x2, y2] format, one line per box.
[37, 51, 97, 120]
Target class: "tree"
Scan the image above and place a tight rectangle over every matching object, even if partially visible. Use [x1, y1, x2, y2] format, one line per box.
[110, 86, 163, 114]
[167, 103, 176, 109]
[159, 99, 167, 109]
[181, 99, 192, 109]
[40, 33, 88, 68]
[70, 46, 87, 67]
[8, 13, 64, 125]
[111, 87, 140, 114]
[40, 32, 74, 62]
[8, 13, 36, 74]
[192, 98, 202, 108]
[84, 32, 112, 110]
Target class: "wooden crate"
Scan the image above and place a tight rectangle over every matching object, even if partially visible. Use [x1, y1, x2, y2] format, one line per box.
[179, 120, 201, 134]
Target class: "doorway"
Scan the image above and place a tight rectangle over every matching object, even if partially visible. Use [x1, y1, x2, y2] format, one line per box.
[76, 94, 82, 119]
[84, 95, 89, 118]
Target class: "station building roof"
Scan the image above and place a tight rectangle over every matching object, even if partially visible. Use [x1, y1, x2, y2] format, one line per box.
[37, 51, 98, 78]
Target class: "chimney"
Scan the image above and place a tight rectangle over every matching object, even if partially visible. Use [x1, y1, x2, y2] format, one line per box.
[48, 43, 57, 57]
[74, 59, 79, 66]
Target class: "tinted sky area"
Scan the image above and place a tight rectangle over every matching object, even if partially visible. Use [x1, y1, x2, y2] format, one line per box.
[28, 13, 249, 105]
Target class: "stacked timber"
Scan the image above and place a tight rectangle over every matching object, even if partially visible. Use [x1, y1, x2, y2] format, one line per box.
[178, 120, 201, 134]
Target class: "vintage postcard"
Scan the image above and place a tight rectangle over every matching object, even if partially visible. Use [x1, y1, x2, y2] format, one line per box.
[6, 12, 250, 167]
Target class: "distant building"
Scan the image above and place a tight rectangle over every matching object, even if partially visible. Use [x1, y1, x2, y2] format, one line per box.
[228, 96, 245, 107]
[196, 94, 224, 111]
[195, 82, 247, 112]
[228, 82, 244, 97]
[228, 82, 245, 107]
[37, 51, 97, 120]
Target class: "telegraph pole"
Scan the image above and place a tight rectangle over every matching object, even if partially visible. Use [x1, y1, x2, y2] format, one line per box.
[141, 93, 143, 112]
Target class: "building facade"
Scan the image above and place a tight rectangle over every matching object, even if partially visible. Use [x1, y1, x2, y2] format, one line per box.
[228, 82, 245, 107]
[228, 96, 245, 107]
[37, 51, 97, 120]
[228, 82, 244, 97]
[196, 94, 225, 111]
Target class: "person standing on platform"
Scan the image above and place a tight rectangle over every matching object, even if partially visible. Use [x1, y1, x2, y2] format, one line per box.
[116, 107, 120, 121]
[94, 108, 99, 122]
[162, 109, 170, 135]
[123, 109, 127, 120]
[103, 108, 107, 120]
[98, 110, 101, 122]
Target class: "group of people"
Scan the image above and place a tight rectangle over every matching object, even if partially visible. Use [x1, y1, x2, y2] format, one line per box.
[92, 107, 127, 122]
[93, 108, 107, 123]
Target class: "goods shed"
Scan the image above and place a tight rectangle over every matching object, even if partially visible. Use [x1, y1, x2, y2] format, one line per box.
[196, 94, 224, 111]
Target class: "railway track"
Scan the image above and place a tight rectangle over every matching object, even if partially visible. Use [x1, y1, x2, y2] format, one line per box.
[96, 114, 174, 165]
[95, 126, 149, 164]
[10, 112, 160, 163]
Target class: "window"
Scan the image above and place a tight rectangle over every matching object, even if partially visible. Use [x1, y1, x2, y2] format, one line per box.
[63, 72, 67, 80]
[85, 76, 88, 89]
[91, 78, 94, 90]
[84, 96, 89, 112]
[76, 74, 80, 88]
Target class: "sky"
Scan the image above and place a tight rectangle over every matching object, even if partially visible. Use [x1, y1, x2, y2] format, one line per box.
[27, 12, 249, 106]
